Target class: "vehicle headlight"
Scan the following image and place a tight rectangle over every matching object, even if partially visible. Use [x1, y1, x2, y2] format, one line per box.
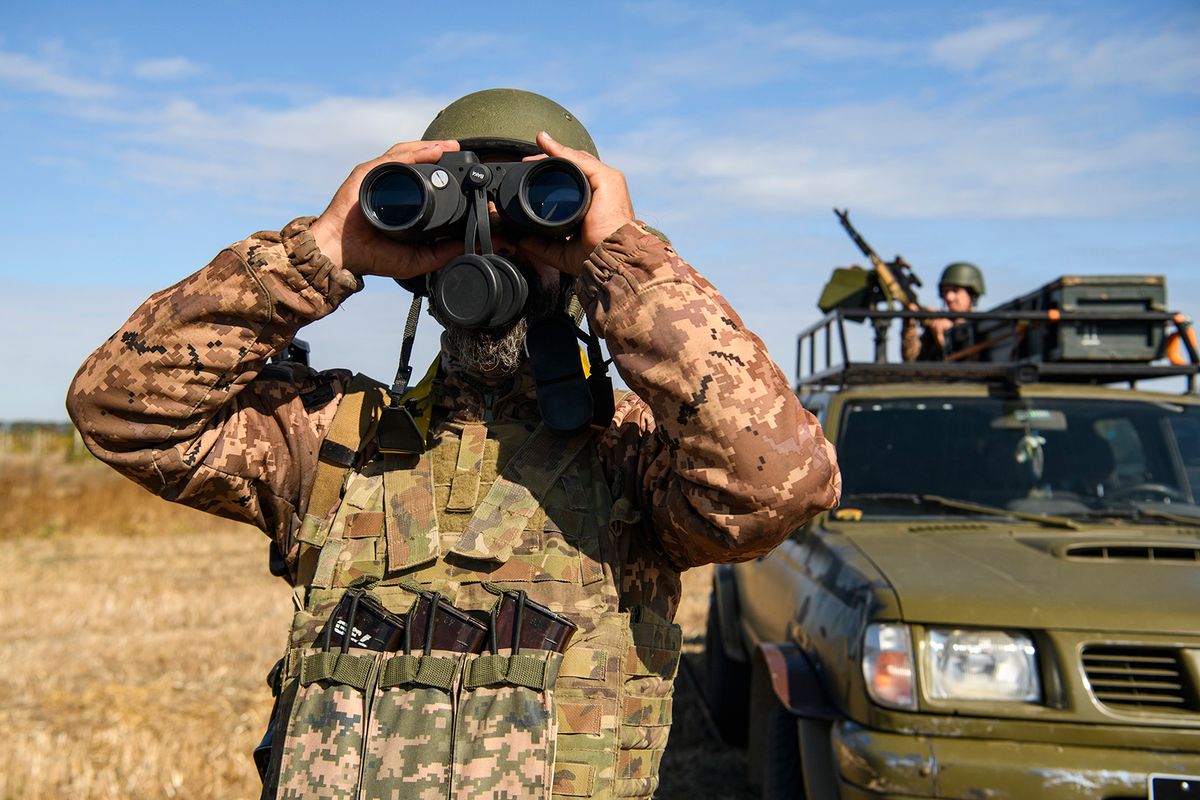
[922, 628, 1040, 702]
[863, 623, 916, 710]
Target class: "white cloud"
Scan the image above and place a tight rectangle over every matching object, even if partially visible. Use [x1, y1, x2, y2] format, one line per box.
[777, 27, 908, 60]
[583, 10, 908, 116]
[611, 101, 1199, 220]
[931, 14, 1200, 94]
[97, 94, 448, 207]
[132, 57, 201, 81]
[0, 48, 115, 98]
[931, 16, 1049, 71]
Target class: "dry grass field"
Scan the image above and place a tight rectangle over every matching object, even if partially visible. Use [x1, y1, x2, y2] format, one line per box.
[0, 451, 752, 799]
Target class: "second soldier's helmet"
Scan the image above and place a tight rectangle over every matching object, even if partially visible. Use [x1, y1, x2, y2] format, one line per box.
[422, 88, 598, 158]
[939, 262, 986, 299]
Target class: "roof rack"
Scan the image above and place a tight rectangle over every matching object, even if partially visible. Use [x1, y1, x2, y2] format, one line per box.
[795, 309, 1199, 393]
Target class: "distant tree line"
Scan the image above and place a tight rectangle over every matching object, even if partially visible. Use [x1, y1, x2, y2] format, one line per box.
[0, 422, 86, 459]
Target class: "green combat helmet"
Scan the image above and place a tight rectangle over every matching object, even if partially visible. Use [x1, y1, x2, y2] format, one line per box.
[422, 89, 669, 251]
[423, 88, 598, 158]
[939, 261, 986, 299]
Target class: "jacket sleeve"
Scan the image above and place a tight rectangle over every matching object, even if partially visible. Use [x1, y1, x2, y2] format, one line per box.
[902, 319, 922, 363]
[579, 223, 841, 568]
[65, 217, 361, 551]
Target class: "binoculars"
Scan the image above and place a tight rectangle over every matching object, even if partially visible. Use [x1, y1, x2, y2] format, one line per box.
[358, 151, 591, 330]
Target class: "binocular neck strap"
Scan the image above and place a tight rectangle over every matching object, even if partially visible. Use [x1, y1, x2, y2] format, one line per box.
[389, 293, 424, 399]
[463, 184, 494, 257]
[377, 293, 434, 456]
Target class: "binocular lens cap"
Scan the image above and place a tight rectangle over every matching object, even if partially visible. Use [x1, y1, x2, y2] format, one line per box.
[435, 256, 500, 328]
[487, 256, 529, 328]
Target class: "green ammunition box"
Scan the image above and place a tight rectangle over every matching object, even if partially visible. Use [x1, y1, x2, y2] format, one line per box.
[951, 275, 1166, 362]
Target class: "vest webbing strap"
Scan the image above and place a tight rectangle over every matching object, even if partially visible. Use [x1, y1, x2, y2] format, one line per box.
[307, 373, 389, 526]
[378, 654, 458, 691]
[446, 423, 487, 511]
[450, 425, 592, 563]
[463, 652, 562, 690]
[299, 652, 375, 691]
[295, 364, 440, 586]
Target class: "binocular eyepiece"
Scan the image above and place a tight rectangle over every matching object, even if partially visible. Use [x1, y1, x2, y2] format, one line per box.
[358, 152, 590, 330]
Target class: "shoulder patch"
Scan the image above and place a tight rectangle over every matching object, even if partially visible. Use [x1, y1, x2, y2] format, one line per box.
[255, 364, 293, 383]
[300, 379, 337, 411]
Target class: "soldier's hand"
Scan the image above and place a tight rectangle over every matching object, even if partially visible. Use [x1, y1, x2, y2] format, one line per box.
[310, 140, 464, 279]
[515, 131, 636, 277]
[926, 316, 954, 345]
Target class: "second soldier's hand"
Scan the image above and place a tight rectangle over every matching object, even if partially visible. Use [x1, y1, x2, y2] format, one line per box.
[310, 140, 465, 281]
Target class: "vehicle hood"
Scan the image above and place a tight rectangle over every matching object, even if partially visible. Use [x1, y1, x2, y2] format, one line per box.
[845, 524, 1200, 634]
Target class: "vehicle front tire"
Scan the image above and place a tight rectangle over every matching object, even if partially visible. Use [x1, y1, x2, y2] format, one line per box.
[704, 590, 751, 746]
[761, 697, 806, 800]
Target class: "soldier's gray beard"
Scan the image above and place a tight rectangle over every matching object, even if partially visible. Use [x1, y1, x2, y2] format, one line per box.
[441, 317, 530, 376]
[431, 277, 565, 377]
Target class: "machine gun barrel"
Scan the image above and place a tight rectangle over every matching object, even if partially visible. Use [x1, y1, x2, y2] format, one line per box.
[834, 208, 877, 262]
[832, 208, 920, 308]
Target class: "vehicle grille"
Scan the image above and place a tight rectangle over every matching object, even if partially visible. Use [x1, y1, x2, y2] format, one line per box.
[1081, 646, 1196, 712]
[1066, 543, 1200, 562]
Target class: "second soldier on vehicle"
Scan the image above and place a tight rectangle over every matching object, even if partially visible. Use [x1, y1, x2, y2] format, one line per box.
[902, 261, 987, 362]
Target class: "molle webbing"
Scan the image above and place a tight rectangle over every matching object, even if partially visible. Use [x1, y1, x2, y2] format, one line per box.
[309, 374, 388, 522]
[379, 654, 458, 691]
[449, 425, 592, 563]
[446, 423, 486, 511]
[297, 366, 445, 585]
[463, 652, 561, 690]
[295, 374, 387, 585]
[298, 652, 375, 691]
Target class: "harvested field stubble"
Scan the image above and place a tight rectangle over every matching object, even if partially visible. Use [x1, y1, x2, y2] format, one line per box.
[0, 529, 292, 799]
[1, 456, 750, 799]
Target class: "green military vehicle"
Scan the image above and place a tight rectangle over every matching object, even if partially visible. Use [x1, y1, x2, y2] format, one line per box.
[705, 283, 1200, 799]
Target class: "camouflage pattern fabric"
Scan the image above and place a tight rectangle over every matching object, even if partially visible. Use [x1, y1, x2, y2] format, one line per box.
[452, 650, 563, 800]
[278, 651, 377, 799]
[451, 424, 591, 563]
[67, 219, 839, 575]
[66, 217, 842, 798]
[360, 653, 460, 800]
[550, 612, 626, 797]
[384, 454, 441, 572]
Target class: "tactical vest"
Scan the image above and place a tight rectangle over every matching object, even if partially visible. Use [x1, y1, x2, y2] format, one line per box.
[261, 375, 682, 800]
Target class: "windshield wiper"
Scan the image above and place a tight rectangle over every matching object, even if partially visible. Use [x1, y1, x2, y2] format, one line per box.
[840, 492, 1082, 530]
[1069, 507, 1200, 528]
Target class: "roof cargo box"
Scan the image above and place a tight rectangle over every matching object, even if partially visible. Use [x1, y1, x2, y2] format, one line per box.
[948, 275, 1166, 363]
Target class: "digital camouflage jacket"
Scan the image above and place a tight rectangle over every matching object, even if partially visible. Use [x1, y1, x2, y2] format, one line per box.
[67, 219, 841, 798]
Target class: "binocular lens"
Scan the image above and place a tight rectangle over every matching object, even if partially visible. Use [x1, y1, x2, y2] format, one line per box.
[525, 166, 587, 224]
[367, 170, 426, 228]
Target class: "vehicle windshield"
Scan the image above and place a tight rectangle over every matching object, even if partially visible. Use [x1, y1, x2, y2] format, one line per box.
[836, 396, 1200, 520]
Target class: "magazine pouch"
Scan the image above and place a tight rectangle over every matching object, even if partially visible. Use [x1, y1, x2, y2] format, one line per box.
[359, 587, 464, 798]
[276, 645, 377, 800]
[359, 650, 461, 797]
[451, 647, 563, 800]
[450, 586, 566, 800]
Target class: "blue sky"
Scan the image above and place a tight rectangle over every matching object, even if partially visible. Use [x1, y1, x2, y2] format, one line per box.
[2, 1, 1198, 419]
